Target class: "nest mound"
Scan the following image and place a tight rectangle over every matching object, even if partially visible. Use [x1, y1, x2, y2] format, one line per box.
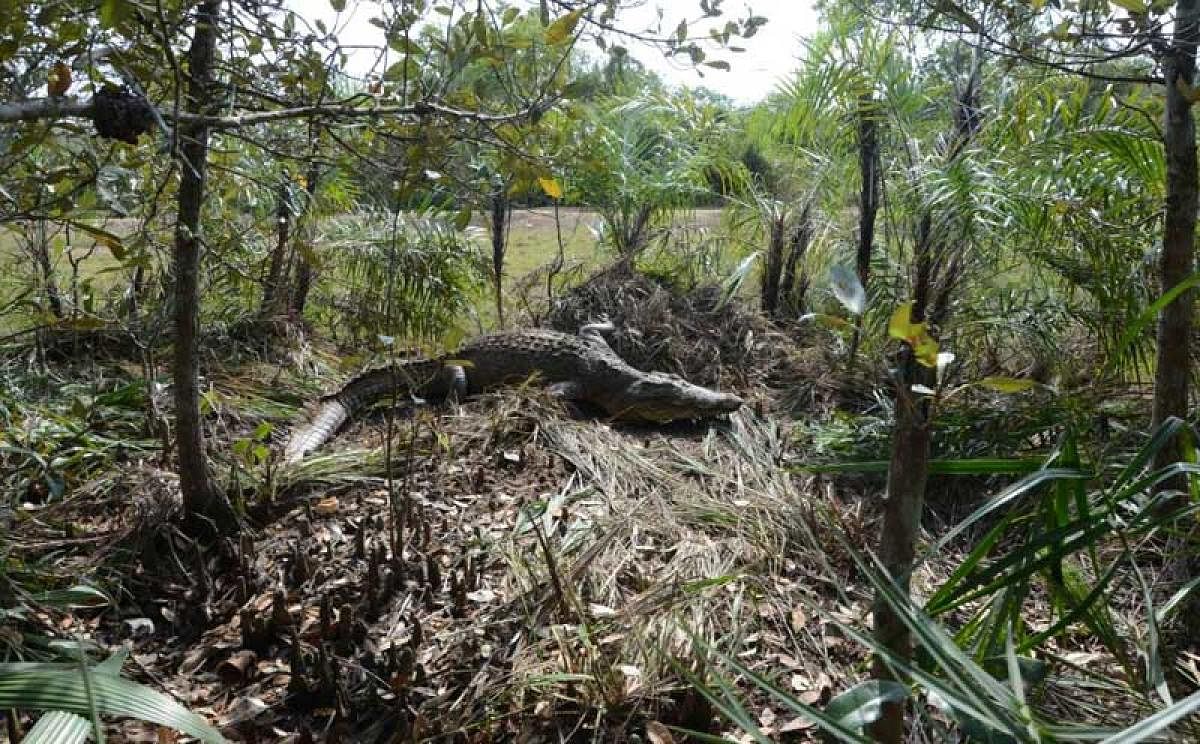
[543, 263, 805, 394]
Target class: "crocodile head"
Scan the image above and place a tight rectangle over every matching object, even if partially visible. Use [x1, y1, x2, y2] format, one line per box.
[611, 372, 744, 423]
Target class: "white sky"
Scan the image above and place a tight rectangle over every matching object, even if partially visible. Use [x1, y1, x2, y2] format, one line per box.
[610, 2, 819, 103]
[297, 1, 818, 105]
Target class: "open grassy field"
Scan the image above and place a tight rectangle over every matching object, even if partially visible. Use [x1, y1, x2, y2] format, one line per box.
[0, 208, 732, 336]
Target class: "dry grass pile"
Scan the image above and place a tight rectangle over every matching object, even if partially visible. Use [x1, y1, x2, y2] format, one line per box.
[544, 263, 802, 393]
[482, 408, 875, 740]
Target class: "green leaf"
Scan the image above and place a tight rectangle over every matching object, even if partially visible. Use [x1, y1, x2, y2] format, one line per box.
[800, 313, 852, 331]
[704, 60, 731, 71]
[29, 585, 110, 609]
[388, 35, 423, 55]
[330, 0, 346, 10]
[545, 8, 584, 45]
[99, 0, 132, 29]
[23, 711, 93, 744]
[978, 377, 1037, 393]
[57, 316, 108, 331]
[0, 665, 226, 742]
[824, 680, 908, 731]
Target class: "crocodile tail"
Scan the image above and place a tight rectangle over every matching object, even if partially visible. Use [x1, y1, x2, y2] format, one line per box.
[283, 398, 351, 462]
[282, 359, 448, 462]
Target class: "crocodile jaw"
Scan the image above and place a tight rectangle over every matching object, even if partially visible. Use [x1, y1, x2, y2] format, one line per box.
[607, 373, 744, 422]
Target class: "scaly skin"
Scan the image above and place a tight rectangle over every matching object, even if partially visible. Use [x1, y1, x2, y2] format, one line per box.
[283, 325, 744, 462]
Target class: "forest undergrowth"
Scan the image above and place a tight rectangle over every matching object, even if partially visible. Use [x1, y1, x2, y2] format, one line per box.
[2, 268, 1192, 741]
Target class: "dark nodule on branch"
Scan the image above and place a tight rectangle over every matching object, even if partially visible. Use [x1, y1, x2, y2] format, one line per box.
[91, 85, 156, 144]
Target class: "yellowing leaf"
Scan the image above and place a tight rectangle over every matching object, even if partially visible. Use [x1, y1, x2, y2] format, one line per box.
[67, 220, 126, 260]
[888, 303, 917, 341]
[914, 334, 940, 368]
[545, 9, 584, 45]
[888, 302, 939, 367]
[537, 176, 563, 200]
[979, 376, 1037, 393]
[1109, 0, 1149, 12]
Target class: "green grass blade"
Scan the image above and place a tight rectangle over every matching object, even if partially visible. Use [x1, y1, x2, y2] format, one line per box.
[27, 585, 110, 610]
[926, 517, 1015, 614]
[943, 520, 1113, 610]
[1097, 688, 1200, 743]
[697, 645, 874, 742]
[1103, 275, 1200, 380]
[1155, 575, 1200, 623]
[1017, 559, 1122, 653]
[667, 656, 773, 744]
[824, 680, 909, 731]
[930, 468, 1091, 558]
[793, 458, 1062, 476]
[1110, 418, 1189, 490]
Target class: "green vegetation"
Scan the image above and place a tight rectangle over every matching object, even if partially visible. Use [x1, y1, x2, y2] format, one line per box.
[1, 0, 1199, 742]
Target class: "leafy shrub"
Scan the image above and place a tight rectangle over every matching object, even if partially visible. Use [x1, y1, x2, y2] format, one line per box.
[308, 209, 488, 346]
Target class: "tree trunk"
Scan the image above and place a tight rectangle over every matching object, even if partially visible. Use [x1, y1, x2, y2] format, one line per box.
[490, 190, 510, 329]
[848, 94, 880, 361]
[871, 351, 931, 743]
[30, 219, 65, 319]
[288, 160, 321, 317]
[173, 0, 237, 534]
[779, 206, 813, 316]
[622, 204, 653, 255]
[760, 214, 785, 318]
[259, 176, 291, 320]
[869, 213, 936, 744]
[1153, 0, 1199, 484]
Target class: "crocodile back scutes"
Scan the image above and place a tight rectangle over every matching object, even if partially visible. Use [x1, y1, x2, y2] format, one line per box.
[455, 329, 638, 393]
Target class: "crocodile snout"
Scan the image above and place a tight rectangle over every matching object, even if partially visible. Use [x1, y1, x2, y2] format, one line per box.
[615, 374, 745, 422]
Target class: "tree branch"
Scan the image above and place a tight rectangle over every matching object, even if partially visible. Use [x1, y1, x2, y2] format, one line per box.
[0, 94, 555, 129]
[0, 97, 94, 123]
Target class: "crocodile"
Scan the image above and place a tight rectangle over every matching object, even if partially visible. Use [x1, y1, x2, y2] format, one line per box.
[283, 322, 745, 462]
